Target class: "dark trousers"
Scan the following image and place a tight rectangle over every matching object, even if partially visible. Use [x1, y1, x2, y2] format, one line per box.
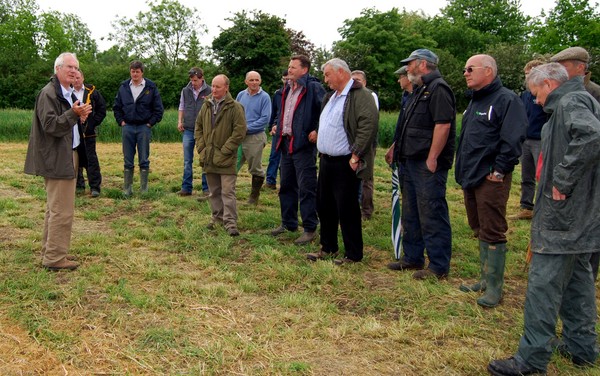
[517, 252, 598, 371]
[400, 159, 452, 274]
[519, 138, 541, 210]
[278, 142, 318, 232]
[317, 154, 363, 261]
[76, 136, 102, 191]
[463, 173, 512, 244]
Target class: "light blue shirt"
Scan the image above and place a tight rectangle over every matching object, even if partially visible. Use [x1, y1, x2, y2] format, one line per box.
[61, 85, 80, 149]
[130, 78, 145, 102]
[317, 79, 353, 156]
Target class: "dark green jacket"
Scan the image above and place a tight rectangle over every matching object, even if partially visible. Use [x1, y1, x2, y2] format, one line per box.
[321, 80, 379, 180]
[194, 92, 247, 175]
[531, 76, 600, 254]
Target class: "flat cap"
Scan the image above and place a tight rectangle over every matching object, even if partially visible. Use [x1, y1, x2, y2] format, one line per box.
[394, 65, 408, 75]
[400, 49, 439, 65]
[550, 46, 590, 63]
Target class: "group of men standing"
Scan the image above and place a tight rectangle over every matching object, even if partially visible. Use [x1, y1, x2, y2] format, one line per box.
[23, 47, 600, 374]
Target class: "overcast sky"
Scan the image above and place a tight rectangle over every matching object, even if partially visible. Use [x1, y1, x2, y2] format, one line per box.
[37, 0, 557, 52]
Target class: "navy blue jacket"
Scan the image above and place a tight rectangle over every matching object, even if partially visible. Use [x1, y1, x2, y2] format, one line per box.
[455, 77, 527, 189]
[275, 73, 325, 154]
[113, 78, 164, 127]
[520, 90, 547, 140]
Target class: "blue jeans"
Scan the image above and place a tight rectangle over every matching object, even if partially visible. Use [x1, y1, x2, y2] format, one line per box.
[122, 124, 151, 170]
[400, 159, 452, 275]
[181, 130, 208, 193]
[278, 144, 318, 232]
[266, 137, 281, 185]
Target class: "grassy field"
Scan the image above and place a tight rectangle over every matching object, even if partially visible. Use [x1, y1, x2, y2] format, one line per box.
[0, 140, 597, 375]
[0, 108, 401, 146]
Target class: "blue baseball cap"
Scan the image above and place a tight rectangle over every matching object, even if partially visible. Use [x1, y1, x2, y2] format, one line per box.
[400, 49, 439, 65]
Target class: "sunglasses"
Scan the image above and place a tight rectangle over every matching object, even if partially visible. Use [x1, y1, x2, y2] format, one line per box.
[188, 70, 203, 78]
[463, 66, 485, 74]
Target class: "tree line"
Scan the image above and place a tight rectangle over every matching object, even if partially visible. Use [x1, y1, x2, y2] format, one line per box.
[1, 0, 599, 113]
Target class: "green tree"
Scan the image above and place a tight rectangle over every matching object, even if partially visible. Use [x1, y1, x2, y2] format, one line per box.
[333, 8, 435, 110]
[108, 0, 206, 68]
[529, 0, 600, 53]
[212, 10, 291, 96]
[441, 0, 531, 44]
[37, 11, 97, 63]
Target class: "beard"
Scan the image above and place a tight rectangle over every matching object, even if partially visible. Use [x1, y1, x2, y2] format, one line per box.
[408, 72, 421, 85]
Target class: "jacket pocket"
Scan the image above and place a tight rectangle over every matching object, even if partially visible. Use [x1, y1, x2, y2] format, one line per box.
[540, 196, 574, 232]
[212, 147, 235, 168]
[198, 147, 206, 167]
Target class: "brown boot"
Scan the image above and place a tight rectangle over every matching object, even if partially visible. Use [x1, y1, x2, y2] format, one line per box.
[508, 208, 533, 220]
[43, 258, 79, 271]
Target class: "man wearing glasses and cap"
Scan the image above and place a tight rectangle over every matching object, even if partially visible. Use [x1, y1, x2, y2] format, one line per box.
[385, 49, 456, 281]
[177, 67, 211, 198]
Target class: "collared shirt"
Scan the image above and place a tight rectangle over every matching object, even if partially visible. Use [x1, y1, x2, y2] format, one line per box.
[282, 84, 302, 136]
[73, 86, 85, 103]
[61, 85, 80, 149]
[130, 78, 146, 102]
[317, 79, 353, 156]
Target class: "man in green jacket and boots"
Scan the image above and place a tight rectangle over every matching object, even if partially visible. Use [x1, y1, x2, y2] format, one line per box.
[195, 75, 247, 237]
[487, 63, 600, 375]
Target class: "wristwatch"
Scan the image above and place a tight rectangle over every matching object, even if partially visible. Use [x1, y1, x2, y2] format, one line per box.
[493, 171, 505, 180]
[350, 158, 358, 164]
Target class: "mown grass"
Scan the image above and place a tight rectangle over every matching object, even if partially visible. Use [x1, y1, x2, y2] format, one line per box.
[0, 140, 597, 375]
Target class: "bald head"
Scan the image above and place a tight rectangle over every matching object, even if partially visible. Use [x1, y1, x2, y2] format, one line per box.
[244, 70, 262, 95]
[464, 54, 497, 91]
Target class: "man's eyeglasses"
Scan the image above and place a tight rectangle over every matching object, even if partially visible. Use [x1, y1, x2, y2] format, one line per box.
[188, 69, 203, 78]
[463, 66, 485, 74]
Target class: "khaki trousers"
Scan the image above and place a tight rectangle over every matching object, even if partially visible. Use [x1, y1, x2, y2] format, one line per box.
[206, 173, 238, 230]
[41, 151, 78, 266]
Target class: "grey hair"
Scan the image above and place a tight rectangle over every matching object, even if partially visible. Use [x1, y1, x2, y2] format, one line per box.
[321, 58, 350, 74]
[526, 63, 569, 87]
[54, 52, 77, 74]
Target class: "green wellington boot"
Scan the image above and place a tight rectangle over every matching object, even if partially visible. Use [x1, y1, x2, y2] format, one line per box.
[477, 243, 507, 308]
[140, 169, 149, 193]
[123, 169, 134, 197]
[460, 240, 489, 292]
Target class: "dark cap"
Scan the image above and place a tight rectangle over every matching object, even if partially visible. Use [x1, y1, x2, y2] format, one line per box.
[394, 66, 408, 75]
[400, 49, 439, 65]
[550, 47, 590, 64]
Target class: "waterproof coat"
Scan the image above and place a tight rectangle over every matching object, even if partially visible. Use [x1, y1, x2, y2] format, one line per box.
[24, 75, 80, 179]
[320, 80, 379, 180]
[194, 93, 247, 175]
[531, 76, 600, 254]
[455, 77, 527, 190]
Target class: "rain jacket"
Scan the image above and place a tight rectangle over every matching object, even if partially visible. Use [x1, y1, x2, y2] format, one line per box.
[194, 92, 247, 175]
[455, 77, 527, 189]
[531, 76, 600, 254]
[24, 75, 80, 179]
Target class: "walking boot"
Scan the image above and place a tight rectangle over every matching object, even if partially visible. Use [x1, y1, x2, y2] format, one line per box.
[123, 169, 133, 197]
[140, 169, 149, 193]
[460, 240, 488, 292]
[247, 175, 264, 205]
[477, 243, 507, 308]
